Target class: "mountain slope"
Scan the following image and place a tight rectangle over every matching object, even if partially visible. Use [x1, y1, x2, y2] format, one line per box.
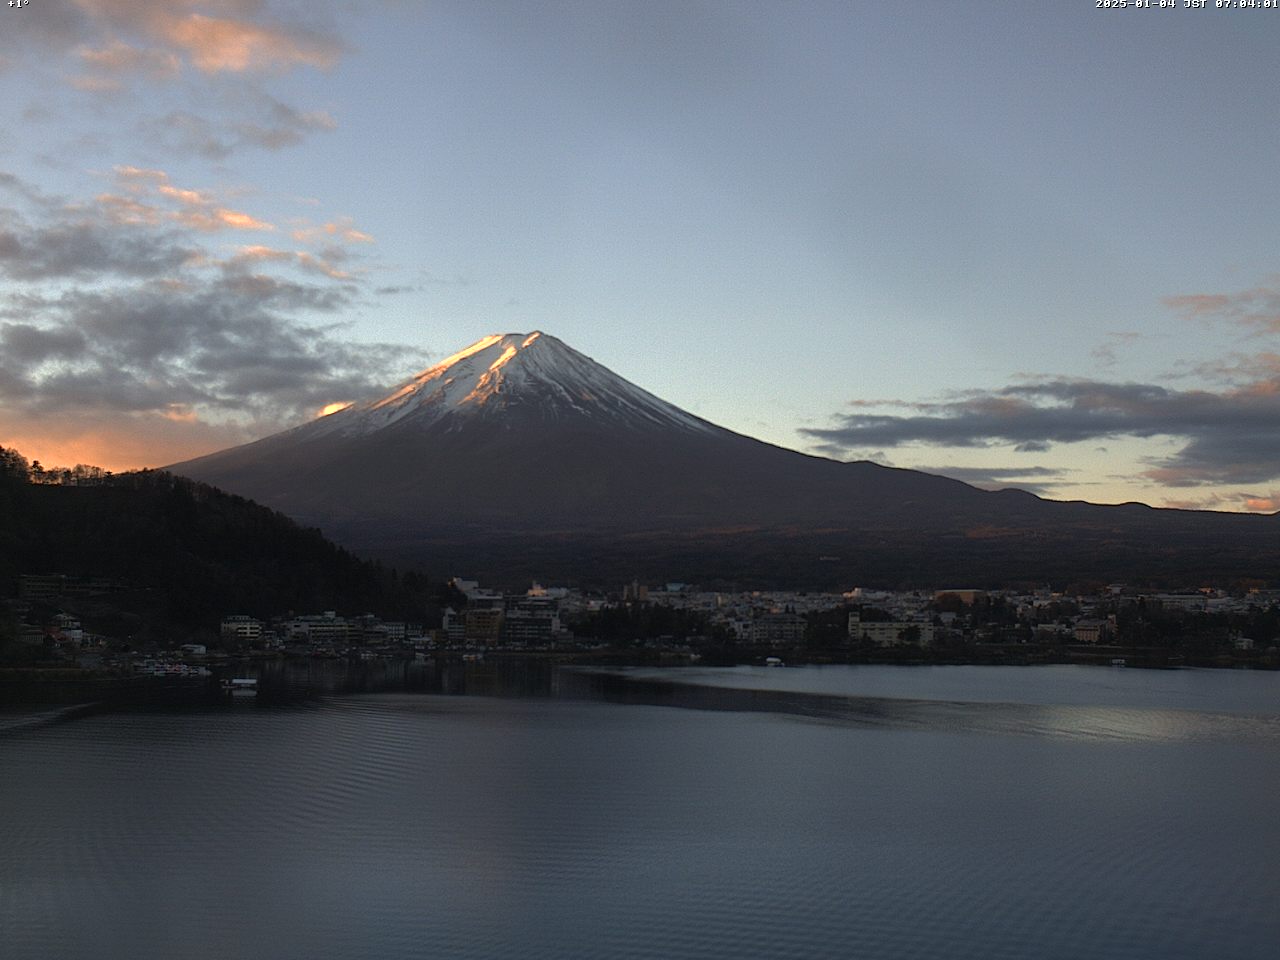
[174, 332, 990, 525]
[169, 332, 1280, 587]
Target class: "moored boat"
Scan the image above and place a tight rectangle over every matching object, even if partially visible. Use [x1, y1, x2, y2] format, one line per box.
[221, 678, 258, 698]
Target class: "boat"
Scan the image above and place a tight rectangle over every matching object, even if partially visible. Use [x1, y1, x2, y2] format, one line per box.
[765, 656, 784, 667]
[221, 678, 258, 698]
[1110, 658, 1126, 667]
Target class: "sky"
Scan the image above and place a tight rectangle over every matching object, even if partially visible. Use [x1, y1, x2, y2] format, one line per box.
[2, 1, 1279, 511]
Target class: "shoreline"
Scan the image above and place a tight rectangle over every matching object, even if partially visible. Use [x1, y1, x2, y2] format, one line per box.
[2, 645, 1275, 714]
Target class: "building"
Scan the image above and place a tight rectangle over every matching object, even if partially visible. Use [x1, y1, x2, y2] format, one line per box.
[1072, 619, 1109, 644]
[17, 623, 46, 646]
[503, 595, 564, 646]
[281, 611, 353, 645]
[750, 610, 806, 646]
[43, 613, 86, 648]
[442, 607, 466, 644]
[220, 615, 262, 644]
[848, 610, 934, 646]
[623, 580, 649, 603]
[460, 590, 505, 643]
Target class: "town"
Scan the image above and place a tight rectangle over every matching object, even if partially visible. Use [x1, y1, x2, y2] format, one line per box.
[5, 572, 1279, 681]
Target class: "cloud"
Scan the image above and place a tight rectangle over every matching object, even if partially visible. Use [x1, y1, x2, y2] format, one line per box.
[71, 39, 180, 91]
[805, 276, 1280, 491]
[1244, 493, 1280, 513]
[0, 0, 345, 167]
[228, 244, 351, 280]
[66, 2, 344, 75]
[1089, 331, 1141, 369]
[0, 172, 424, 449]
[178, 206, 274, 232]
[1177, 352, 1280, 390]
[803, 377, 1280, 488]
[0, 173, 64, 208]
[291, 217, 375, 246]
[99, 165, 277, 233]
[0, 323, 87, 363]
[157, 11, 342, 73]
[3, 3, 343, 79]
[0, 207, 201, 280]
[913, 465, 1069, 497]
[234, 97, 336, 148]
[143, 95, 337, 158]
[1, 272, 408, 422]
[1164, 280, 1280, 334]
[1161, 491, 1280, 514]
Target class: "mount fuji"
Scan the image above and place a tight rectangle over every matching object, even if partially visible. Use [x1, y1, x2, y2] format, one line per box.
[170, 332, 1278, 586]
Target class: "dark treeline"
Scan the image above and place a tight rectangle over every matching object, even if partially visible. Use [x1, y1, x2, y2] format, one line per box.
[1, 446, 442, 644]
[567, 603, 729, 645]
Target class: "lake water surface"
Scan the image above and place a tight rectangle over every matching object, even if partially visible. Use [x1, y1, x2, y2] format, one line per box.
[2, 665, 1278, 959]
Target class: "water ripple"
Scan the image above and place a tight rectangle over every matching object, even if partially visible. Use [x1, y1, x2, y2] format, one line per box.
[2, 686, 1279, 959]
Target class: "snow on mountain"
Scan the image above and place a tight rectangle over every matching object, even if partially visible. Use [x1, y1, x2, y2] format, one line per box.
[299, 331, 717, 440]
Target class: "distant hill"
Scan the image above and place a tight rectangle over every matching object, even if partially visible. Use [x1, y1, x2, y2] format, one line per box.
[0, 447, 435, 643]
[169, 332, 1280, 590]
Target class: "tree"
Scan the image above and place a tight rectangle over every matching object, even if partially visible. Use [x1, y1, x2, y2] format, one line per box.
[0, 446, 30, 481]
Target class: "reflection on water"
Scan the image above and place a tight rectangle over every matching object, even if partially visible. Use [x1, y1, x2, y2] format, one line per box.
[252, 654, 562, 700]
[2, 665, 1279, 960]
[614, 662, 1280, 713]
[555, 665, 1280, 745]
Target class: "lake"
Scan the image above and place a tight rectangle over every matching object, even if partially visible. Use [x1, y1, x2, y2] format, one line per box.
[2, 664, 1278, 959]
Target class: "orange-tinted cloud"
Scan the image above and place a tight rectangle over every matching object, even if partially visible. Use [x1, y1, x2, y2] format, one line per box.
[1161, 294, 1231, 317]
[70, 2, 343, 75]
[291, 217, 374, 246]
[103, 165, 276, 233]
[1162, 491, 1280, 514]
[1164, 283, 1280, 334]
[113, 165, 169, 189]
[177, 206, 275, 232]
[95, 193, 163, 226]
[228, 244, 350, 279]
[157, 183, 210, 206]
[71, 39, 180, 91]
[159, 12, 341, 73]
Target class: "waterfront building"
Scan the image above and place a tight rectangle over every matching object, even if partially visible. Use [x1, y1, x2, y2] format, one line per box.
[750, 609, 806, 646]
[503, 594, 564, 646]
[220, 615, 262, 643]
[848, 610, 935, 646]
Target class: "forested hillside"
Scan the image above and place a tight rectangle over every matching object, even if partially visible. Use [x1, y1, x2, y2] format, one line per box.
[0, 446, 435, 642]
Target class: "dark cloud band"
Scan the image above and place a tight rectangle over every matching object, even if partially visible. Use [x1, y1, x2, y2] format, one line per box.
[803, 377, 1280, 488]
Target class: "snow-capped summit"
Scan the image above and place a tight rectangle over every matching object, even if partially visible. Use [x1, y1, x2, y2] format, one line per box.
[169, 328, 980, 540]
[301, 331, 715, 440]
